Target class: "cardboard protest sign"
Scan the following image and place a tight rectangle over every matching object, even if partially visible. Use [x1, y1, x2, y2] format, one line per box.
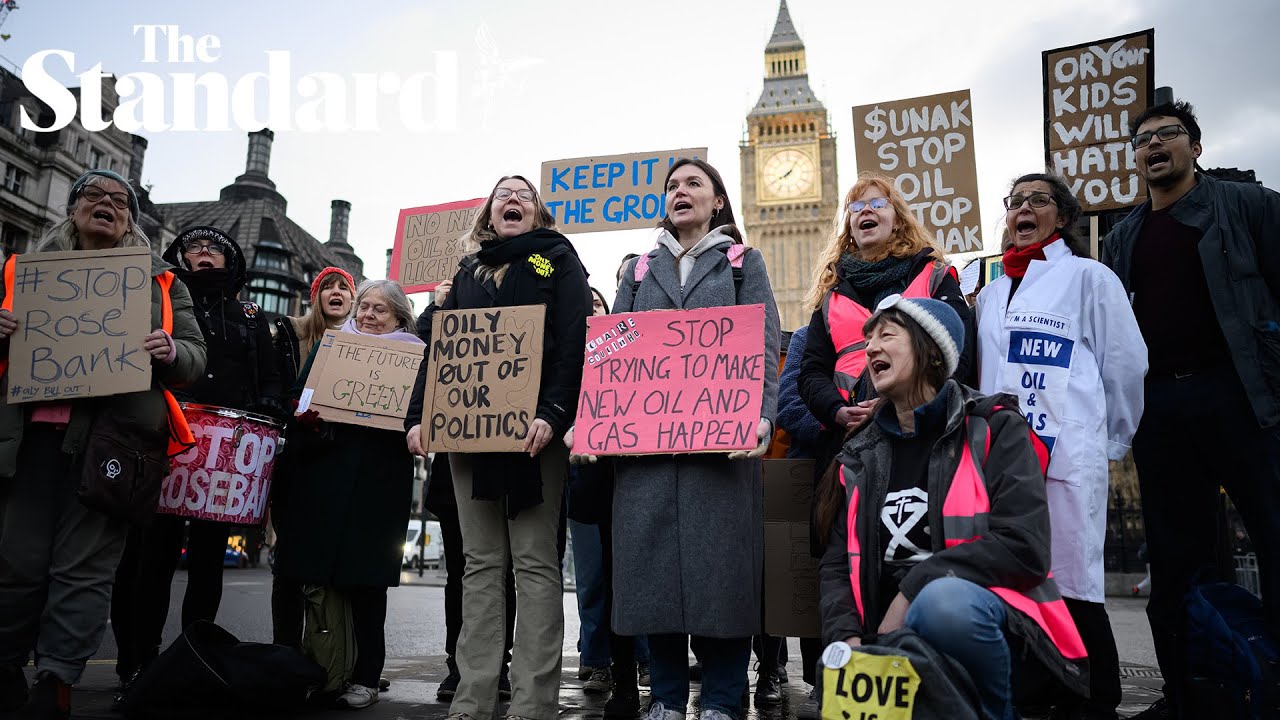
[7, 246, 152, 403]
[157, 404, 281, 526]
[389, 198, 485, 294]
[297, 330, 425, 431]
[423, 305, 545, 453]
[852, 90, 982, 253]
[540, 147, 706, 233]
[573, 305, 766, 456]
[763, 459, 820, 638]
[1043, 29, 1154, 213]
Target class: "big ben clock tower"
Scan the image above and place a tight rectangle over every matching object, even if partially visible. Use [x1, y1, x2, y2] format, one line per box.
[741, 0, 838, 331]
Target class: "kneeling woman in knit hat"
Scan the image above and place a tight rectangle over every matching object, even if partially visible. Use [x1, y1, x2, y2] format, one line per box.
[814, 296, 1088, 720]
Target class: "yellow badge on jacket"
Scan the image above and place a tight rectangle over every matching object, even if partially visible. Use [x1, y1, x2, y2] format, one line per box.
[821, 651, 920, 720]
[528, 253, 554, 277]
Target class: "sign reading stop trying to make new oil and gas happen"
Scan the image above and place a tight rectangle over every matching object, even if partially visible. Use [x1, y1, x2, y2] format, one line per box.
[852, 89, 983, 254]
[572, 305, 766, 456]
[540, 148, 707, 234]
[1043, 29, 1154, 214]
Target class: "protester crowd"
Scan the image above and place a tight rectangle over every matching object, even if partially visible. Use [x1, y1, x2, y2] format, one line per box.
[0, 99, 1276, 720]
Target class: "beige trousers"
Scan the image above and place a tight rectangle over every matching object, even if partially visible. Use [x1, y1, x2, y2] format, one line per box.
[449, 444, 566, 720]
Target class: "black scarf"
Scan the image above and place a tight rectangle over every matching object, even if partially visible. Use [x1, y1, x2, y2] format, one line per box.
[471, 227, 576, 518]
[175, 268, 237, 301]
[838, 252, 917, 309]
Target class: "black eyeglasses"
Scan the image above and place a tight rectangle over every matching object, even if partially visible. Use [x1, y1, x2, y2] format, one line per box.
[494, 188, 535, 202]
[1003, 192, 1056, 210]
[79, 185, 131, 211]
[848, 197, 889, 214]
[1131, 124, 1189, 149]
[182, 242, 226, 256]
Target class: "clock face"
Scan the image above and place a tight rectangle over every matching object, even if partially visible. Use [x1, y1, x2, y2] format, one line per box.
[762, 148, 817, 200]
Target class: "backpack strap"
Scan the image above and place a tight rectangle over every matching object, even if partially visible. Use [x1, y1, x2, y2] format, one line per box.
[240, 301, 262, 396]
[630, 244, 747, 304]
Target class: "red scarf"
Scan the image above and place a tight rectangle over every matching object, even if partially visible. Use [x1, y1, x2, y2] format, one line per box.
[1002, 233, 1061, 279]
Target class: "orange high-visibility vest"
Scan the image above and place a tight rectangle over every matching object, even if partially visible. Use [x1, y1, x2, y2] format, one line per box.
[0, 254, 195, 456]
[821, 262, 954, 401]
[839, 414, 1087, 660]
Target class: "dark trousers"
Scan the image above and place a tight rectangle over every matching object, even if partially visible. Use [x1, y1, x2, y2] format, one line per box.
[599, 517, 647, 685]
[1063, 598, 1121, 713]
[648, 634, 751, 717]
[435, 487, 514, 664]
[1132, 366, 1280, 708]
[113, 516, 229, 674]
[347, 586, 388, 688]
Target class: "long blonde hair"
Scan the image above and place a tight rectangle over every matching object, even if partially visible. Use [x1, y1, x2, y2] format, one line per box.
[292, 272, 354, 353]
[465, 175, 556, 287]
[803, 173, 943, 311]
[35, 175, 151, 253]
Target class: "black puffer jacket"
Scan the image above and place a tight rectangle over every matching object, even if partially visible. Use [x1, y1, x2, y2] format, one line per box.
[162, 228, 285, 417]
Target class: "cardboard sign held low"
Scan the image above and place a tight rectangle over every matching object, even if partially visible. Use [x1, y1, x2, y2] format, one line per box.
[573, 304, 766, 456]
[422, 305, 545, 453]
[763, 459, 820, 638]
[7, 246, 153, 404]
[297, 331, 425, 431]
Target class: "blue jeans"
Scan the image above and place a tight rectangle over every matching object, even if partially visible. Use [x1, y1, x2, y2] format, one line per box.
[906, 577, 1013, 720]
[571, 520, 610, 667]
[649, 634, 750, 717]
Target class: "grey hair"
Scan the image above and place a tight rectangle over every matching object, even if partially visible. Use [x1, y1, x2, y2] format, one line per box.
[35, 174, 151, 253]
[356, 278, 417, 336]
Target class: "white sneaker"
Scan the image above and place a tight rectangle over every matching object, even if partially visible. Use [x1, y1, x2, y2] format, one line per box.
[700, 709, 735, 720]
[337, 683, 379, 709]
[646, 700, 684, 720]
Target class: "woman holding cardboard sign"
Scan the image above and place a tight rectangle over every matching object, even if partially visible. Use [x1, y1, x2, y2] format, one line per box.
[0, 169, 206, 718]
[814, 295, 1087, 720]
[584, 157, 781, 720]
[405, 175, 590, 720]
[274, 278, 423, 710]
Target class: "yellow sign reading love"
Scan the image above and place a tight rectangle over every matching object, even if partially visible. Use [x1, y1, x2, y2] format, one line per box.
[821, 652, 920, 720]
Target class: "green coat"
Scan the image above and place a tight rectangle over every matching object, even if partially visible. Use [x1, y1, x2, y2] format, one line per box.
[0, 250, 207, 477]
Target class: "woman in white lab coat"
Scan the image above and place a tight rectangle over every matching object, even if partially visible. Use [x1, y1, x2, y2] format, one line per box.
[975, 172, 1147, 719]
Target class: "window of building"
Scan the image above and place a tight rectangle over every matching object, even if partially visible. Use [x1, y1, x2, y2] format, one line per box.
[248, 277, 294, 316]
[4, 166, 27, 196]
[1, 225, 28, 254]
[254, 246, 291, 272]
[88, 147, 101, 168]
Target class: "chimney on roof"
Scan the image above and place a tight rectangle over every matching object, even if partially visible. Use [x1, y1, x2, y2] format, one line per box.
[328, 200, 352, 248]
[245, 128, 275, 177]
[128, 135, 148, 185]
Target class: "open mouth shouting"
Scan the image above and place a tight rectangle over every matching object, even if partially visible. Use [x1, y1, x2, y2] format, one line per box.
[858, 218, 878, 232]
[870, 357, 891, 378]
[90, 207, 117, 227]
[1146, 150, 1171, 173]
[1014, 217, 1040, 243]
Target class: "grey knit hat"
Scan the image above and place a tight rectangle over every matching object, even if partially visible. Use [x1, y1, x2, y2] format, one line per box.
[872, 294, 965, 376]
[67, 169, 140, 219]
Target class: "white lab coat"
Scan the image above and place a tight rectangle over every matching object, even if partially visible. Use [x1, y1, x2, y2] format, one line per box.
[976, 240, 1147, 603]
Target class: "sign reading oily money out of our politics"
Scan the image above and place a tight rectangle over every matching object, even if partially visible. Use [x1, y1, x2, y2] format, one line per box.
[573, 305, 766, 456]
[7, 246, 153, 403]
[540, 148, 707, 234]
[423, 305, 545, 453]
[297, 330, 425, 431]
[1043, 29, 1154, 213]
[390, 198, 486, 294]
[852, 89, 982, 254]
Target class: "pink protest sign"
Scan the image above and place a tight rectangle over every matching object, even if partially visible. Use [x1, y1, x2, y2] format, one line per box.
[573, 304, 766, 456]
[155, 404, 282, 525]
[389, 198, 486, 294]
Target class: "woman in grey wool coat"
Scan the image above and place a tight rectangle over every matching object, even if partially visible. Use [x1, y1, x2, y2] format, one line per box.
[569, 158, 780, 720]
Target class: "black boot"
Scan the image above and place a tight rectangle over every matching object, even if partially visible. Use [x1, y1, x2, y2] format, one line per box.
[16, 671, 70, 720]
[603, 662, 640, 719]
[0, 664, 27, 712]
[437, 657, 460, 701]
[754, 665, 782, 707]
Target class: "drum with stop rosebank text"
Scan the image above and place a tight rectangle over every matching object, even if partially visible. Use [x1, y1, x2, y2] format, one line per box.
[155, 403, 283, 525]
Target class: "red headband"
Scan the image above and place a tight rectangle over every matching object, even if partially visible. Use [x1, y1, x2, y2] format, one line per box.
[310, 266, 355, 304]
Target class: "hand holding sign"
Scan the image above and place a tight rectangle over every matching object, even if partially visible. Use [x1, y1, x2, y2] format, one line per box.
[726, 418, 772, 460]
[0, 309, 16, 339]
[563, 426, 598, 465]
[143, 330, 175, 364]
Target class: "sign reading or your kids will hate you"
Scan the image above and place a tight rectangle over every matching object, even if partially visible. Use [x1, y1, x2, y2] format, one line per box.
[573, 305, 766, 456]
[390, 198, 486, 294]
[297, 331, 425, 431]
[423, 305, 545, 454]
[852, 89, 982, 254]
[540, 148, 707, 234]
[1043, 29, 1154, 213]
[7, 246, 153, 403]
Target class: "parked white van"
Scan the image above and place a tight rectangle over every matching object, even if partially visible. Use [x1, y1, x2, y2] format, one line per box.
[404, 518, 443, 569]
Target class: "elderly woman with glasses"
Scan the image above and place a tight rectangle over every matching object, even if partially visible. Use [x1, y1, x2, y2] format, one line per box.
[974, 172, 1148, 719]
[0, 170, 206, 718]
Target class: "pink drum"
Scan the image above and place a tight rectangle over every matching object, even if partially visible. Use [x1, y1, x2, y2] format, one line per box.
[155, 403, 283, 525]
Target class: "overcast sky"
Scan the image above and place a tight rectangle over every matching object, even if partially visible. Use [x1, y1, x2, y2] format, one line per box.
[11, 0, 1280, 312]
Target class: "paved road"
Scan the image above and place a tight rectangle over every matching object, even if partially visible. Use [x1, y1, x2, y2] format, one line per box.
[57, 566, 1161, 718]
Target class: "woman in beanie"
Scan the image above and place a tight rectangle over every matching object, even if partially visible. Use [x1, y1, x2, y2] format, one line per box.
[0, 170, 206, 718]
[267, 264, 355, 648]
[975, 173, 1147, 718]
[405, 175, 590, 720]
[815, 295, 1087, 720]
[798, 173, 975, 500]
